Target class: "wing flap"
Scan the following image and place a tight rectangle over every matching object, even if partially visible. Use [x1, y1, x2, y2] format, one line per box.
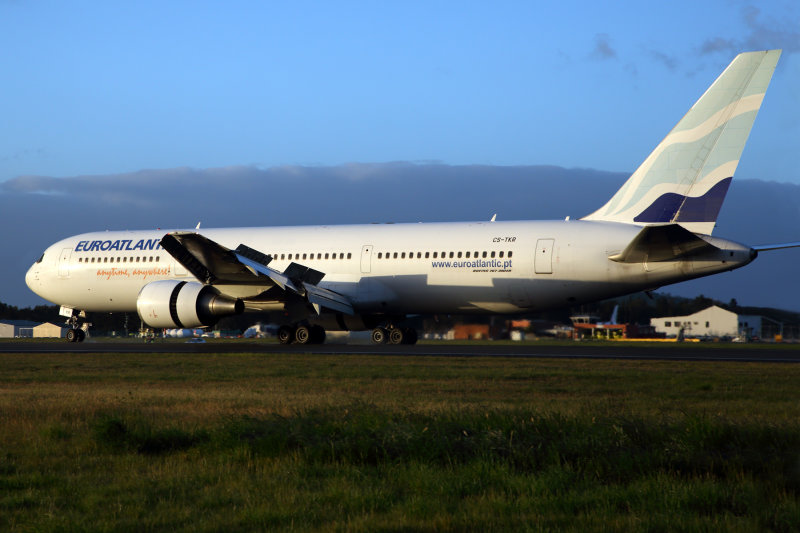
[305, 284, 355, 315]
[232, 249, 299, 292]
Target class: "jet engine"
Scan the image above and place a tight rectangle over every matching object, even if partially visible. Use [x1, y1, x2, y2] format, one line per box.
[136, 280, 243, 328]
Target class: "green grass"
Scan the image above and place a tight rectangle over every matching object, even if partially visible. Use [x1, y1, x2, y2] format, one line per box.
[1, 352, 799, 531]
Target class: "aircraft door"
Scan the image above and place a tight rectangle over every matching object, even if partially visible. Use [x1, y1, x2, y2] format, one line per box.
[360, 245, 373, 274]
[534, 239, 554, 274]
[58, 248, 72, 278]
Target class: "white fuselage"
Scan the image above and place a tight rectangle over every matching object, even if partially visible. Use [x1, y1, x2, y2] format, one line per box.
[25, 219, 754, 319]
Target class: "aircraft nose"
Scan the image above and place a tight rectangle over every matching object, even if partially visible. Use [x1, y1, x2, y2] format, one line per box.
[25, 263, 40, 294]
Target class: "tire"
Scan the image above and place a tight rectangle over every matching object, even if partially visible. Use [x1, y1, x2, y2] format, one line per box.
[295, 325, 311, 344]
[371, 327, 387, 344]
[310, 325, 326, 344]
[402, 328, 417, 345]
[389, 328, 404, 345]
[66, 329, 78, 342]
[277, 325, 294, 344]
[76, 329, 86, 342]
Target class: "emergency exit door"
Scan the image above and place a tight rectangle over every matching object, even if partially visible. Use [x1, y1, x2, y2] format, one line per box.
[534, 239, 554, 274]
[360, 245, 373, 273]
[58, 248, 72, 278]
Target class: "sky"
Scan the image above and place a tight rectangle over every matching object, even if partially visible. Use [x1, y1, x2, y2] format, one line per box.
[1, 1, 799, 310]
[1, 1, 798, 182]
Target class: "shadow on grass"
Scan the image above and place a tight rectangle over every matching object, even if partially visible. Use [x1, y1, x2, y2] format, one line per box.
[90, 405, 800, 493]
[91, 415, 209, 454]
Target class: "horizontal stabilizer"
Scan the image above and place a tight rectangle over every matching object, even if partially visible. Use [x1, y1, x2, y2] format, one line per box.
[609, 224, 718, 263]
[752, 242, 800, 252]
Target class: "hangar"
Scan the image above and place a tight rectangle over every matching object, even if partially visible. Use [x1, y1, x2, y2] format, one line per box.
[0, 320, 68, 338]
[0, 320, 39, 338]
[650, 306, 762, 339]
[32, 322, 68, 338]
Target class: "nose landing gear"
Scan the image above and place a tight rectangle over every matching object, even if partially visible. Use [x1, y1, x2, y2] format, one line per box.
[65, 327, 86, 343]
[61, 306, 89, 343]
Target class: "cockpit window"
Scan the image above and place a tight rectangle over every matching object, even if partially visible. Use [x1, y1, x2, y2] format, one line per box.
[36, 253, 44, 264]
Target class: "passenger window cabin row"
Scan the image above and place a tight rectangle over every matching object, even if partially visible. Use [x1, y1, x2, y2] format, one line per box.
[79, 256, 160, 264]
[271, 252, 353, 261]
[77, 249, 514, 266]
[267, 250, 513, 261]
[377, 250, 513, 260]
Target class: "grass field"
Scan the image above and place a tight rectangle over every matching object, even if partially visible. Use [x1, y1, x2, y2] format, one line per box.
[1, 350, 799, 531]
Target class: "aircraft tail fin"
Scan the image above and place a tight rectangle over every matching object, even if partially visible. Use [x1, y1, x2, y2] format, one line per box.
[582, 50, 781, 235]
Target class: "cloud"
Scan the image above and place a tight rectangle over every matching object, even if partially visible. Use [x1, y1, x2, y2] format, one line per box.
[1, 175, 64, 194]
[648, 50, 678, 71]
[699, 5, 800, 55]
[699, 37, 738, 55]
[0, 147, 47, 164]
[590, 34, 617, 60]
[2, 163, 799, 311]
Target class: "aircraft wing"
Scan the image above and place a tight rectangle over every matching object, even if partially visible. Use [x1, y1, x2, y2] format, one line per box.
[161, 232, 257, 284]
[160, 232, 355, 315]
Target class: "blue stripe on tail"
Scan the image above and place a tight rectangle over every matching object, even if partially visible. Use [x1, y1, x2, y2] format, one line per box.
[633, 177, 732, 224]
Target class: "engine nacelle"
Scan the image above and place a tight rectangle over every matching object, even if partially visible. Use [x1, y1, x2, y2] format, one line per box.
[136, 280, 244, 329]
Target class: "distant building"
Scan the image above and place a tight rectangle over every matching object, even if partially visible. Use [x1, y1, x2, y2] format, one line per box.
[32, 322, 68, 338]
[650, 305, 762, 339]
[453, 324, 490, 340]
[0, 320, 40, 338]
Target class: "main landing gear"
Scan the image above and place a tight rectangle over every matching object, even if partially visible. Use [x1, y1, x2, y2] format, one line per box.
[277, 324, 326, 345]
[276, 323, 418, 345]
[370, 326, 417, 345]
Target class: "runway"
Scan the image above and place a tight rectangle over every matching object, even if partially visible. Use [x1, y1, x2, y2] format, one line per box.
[1, 340, 799, 362]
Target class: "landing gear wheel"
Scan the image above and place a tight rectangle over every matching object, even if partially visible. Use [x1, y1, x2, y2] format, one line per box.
[277, 325, 294, 345]
[371, 327, 387, 344]
[402, 328, 417, 345]
[389, 328, 404, 345]
[295, 325, 311, 344]
[310, 325, 326, 344]
[62, 309, 90, 342]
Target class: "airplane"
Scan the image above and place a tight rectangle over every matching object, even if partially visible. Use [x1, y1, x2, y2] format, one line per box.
[25, 49, 800, 344]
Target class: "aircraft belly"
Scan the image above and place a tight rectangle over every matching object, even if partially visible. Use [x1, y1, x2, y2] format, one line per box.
[353, 275, 527, 314]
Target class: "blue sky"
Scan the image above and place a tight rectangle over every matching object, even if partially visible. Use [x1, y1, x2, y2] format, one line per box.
[1, 1, 798, 183]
